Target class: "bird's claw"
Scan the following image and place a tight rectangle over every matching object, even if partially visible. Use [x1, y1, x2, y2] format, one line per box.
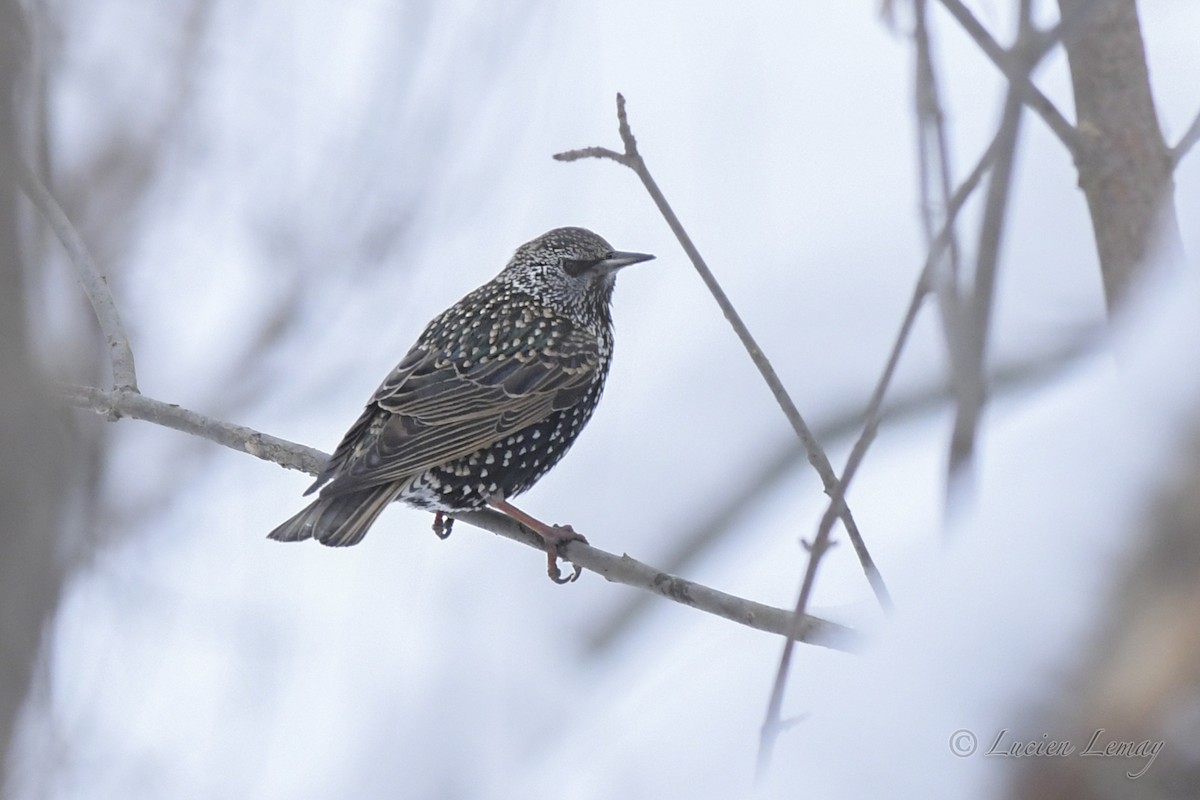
[432, 511, 455, 540]
[543, 524, 586, 584]
[546, 552, 583, 584]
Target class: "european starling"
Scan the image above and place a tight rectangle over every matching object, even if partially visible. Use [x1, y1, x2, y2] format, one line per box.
[269, 227, 654, 582]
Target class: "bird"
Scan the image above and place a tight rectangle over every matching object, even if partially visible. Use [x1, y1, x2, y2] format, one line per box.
[268, 227, 654, 582]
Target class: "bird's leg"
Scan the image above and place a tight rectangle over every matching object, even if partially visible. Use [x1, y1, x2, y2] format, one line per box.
[432, 511, 455, 540]
[486, 495, 587, 584]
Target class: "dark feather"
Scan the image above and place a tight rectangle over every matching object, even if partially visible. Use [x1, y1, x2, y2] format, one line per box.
[310, 322, 601, 498]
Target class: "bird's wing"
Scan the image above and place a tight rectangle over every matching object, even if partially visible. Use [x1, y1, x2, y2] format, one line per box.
[310, 330, 600, 497]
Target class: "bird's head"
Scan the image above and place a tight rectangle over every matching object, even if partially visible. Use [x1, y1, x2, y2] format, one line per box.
[504, 227, 654, 325]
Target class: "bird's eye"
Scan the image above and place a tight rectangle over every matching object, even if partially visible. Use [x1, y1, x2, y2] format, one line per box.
[562, 257, 600, 277]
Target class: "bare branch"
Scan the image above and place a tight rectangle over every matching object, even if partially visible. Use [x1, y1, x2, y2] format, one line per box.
[16, 165, 138, 391]
[1171, 107, 1200, 169]
[936, 0, 1080, 158]
[58, 383, 857, 651]
[554, 94, 891, 610]
[59, 383, 325, 474]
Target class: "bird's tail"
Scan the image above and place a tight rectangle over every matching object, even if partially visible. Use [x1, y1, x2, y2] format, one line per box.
[268, 484, 404, 547]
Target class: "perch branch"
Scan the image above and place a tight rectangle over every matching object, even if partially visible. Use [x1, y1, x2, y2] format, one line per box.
[59, 382, 857, 652]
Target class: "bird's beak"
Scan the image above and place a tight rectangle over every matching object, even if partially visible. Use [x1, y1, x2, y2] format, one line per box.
[597, 250, 655, 274]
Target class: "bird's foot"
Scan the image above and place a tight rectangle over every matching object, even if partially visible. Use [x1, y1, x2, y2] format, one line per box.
[432, 511, 455, 540]
[486, 495, 587, 584]
[540, 524, 587, 584]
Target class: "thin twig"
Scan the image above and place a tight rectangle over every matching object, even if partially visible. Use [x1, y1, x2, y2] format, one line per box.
[1170, 107, 1200, 170]
[555, 94, 891, 610]
[59, 382, 857, 650]
[936, 0, 1079, 159]
[17, 165, 138, 391]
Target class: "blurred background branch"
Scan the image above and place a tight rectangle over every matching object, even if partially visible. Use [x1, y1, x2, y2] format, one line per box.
[0, 0, 72, 790]
[1058, 0, 1185, 313]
